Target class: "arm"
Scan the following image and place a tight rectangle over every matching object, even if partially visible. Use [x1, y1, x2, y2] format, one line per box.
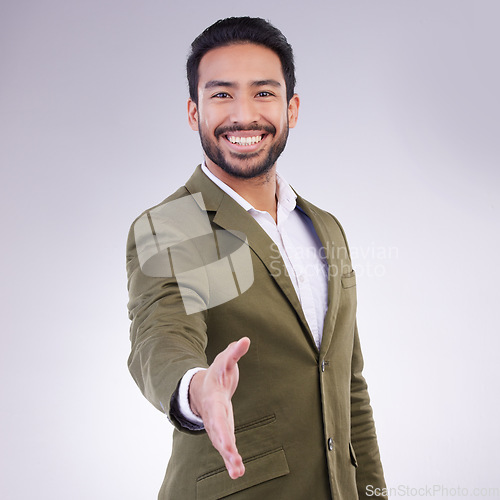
[126, 221, 210, 426]
[127, 222, 250, 478]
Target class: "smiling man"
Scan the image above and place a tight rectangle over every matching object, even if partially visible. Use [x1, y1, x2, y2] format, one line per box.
[191, 43, 297, 184]
[127, 17, 387, 499]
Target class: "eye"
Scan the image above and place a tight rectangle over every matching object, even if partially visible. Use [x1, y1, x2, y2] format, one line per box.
[212, 92, 231, 99]
[256, 91, 274, 97]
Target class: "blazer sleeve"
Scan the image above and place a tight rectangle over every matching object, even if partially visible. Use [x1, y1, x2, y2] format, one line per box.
[126, 221, 210, 432]
[350, 320, 387, 499]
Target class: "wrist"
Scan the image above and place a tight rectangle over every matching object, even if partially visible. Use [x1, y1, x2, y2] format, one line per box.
[188, 370, 205, 418]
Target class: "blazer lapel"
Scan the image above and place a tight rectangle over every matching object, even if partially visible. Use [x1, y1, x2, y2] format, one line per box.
[185, 166, 313, 343]
[295, 195, 342, 357]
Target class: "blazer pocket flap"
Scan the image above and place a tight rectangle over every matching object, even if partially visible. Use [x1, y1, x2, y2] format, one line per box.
[341, 272, 357, 289]
[196, 448, 289, 500]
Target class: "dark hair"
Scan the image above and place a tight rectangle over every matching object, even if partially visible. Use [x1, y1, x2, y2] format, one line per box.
[187, 17, 296, 104]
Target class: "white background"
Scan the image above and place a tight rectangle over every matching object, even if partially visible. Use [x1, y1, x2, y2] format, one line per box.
[1, 1, 499, 498]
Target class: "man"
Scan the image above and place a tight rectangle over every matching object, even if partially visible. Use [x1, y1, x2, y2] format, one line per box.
[127, 17, 387, 499]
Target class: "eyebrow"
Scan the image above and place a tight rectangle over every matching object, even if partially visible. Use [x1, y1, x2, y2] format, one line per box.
[251, 80, 282, 88]
[205, 80, 235, 89]
[204, 79, 282, 89]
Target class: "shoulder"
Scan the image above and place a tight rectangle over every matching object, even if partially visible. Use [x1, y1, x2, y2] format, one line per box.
[125, 183, 193, 268]
[130, 185, 190, 228]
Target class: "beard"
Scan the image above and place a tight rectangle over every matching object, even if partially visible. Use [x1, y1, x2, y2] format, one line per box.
[198, 121, 289, 179]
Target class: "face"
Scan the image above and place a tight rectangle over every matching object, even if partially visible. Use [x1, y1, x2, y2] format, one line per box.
[188, 43, 299, 179]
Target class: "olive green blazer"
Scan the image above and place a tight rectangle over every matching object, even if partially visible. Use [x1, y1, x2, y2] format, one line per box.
[127, 166, 387, 499]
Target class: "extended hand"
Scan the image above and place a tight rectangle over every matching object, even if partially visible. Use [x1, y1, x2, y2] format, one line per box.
[189, 337, 251, 479]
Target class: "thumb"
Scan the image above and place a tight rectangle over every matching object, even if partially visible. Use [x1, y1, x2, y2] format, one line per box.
[227, 337, 251, 366]
[220, 337, 251, 374]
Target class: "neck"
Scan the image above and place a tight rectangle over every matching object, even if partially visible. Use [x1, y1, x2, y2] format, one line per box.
[205, 160, 278, 222]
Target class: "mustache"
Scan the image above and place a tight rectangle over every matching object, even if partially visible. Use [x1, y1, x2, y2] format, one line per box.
[214, 124, 276, 138]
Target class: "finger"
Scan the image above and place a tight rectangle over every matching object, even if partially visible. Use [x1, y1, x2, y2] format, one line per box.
[205, 403, 245, 479]
[225, 452, 245, 479]
[214, 431, 244, 480]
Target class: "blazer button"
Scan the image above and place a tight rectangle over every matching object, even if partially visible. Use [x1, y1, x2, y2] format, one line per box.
[328, 438, 334, 451]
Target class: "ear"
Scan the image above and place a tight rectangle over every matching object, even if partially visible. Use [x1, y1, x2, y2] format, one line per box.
[187, 98, 199, 131]
[287, 94, 300, 129]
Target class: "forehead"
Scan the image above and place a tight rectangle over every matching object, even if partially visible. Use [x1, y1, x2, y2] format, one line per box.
[197, 43, 284, 87]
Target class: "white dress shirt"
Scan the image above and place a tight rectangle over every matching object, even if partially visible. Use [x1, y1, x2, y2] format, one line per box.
[176, 163, 329, 427]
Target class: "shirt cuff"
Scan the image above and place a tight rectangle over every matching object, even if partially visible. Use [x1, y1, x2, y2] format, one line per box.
[177, 367, 207, 428]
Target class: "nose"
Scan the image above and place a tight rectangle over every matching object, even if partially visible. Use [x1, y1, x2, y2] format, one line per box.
[229, 96, 259, 125]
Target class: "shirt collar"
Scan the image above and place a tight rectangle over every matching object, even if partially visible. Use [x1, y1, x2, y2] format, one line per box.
[201, 162, 297, 215]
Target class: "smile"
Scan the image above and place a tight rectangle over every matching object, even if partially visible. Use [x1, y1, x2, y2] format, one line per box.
[226, 135, 264, 146]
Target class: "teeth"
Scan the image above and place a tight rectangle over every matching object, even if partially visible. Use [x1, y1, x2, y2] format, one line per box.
[227, 135, 263, 146]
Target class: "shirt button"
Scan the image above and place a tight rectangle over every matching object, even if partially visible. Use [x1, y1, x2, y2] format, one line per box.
[328, 438, 334, 451]
[299, 275, 305, 283]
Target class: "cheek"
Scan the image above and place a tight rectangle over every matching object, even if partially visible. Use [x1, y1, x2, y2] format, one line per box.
[271, 103, 290, 130]
[200, 116, 210, 130]
[199, 106, 224, 132]
[276, 111, 289, 130]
